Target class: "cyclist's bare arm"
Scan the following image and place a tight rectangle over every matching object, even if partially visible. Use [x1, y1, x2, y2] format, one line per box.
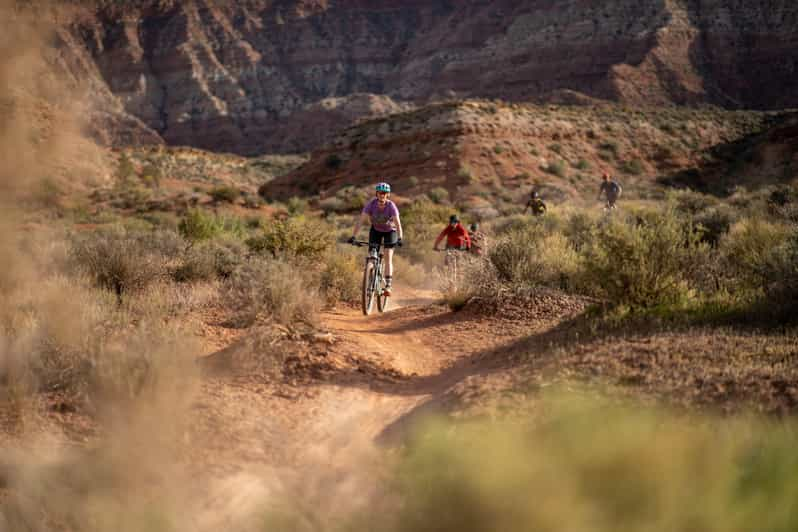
[433, 227, 447, 250]
[352, 212, 369, 238]
[394, 213, 403, 240]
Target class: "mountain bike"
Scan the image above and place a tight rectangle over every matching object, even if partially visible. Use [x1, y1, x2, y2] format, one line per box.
[352, 240, 389, 315]
[435, 247, 468, 291]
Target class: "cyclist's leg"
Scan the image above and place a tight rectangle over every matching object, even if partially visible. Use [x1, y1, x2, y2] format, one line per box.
[368, 226, 383, 250]
[382, 230, 398, 288]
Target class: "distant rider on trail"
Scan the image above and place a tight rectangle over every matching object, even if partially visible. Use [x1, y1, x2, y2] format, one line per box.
[523, 190, 547, 216]
[350, 182, 403, 296]
[433, 214, 471, 254]
[598, 172, 622, 210]
[468, 222, 487, 256]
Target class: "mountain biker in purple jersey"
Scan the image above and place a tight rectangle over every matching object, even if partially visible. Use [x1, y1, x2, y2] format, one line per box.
[349, 182, 403, 296]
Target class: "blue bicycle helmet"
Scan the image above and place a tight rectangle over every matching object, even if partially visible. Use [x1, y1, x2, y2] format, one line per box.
[375, 182, 391, 193]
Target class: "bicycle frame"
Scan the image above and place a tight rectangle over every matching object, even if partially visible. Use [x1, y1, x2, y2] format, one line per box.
[353, 240, 389, 315]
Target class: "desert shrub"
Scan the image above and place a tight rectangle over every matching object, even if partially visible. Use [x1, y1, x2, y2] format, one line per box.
[457, 165, 473, 181]
[245, 216, 329, 261]
[489, 224, 579, 289]
[427, 187, 450, 204]
[598, 141, 619, 159]
[178, 209, 245, 242]
[668, 189, 719, 215]
[766, 184, 798, 222]
[242, 193, 264, 209]
[620, 158, 645, 175]
[764, 228, 798, 312]
[440, 255, 501, 309]
[693, 206, 735, 247]
[318, 247, 361, 306]
[178, 208, 224, 242]
[581, 209, 708, 308]
[320, 186, 367, 214]
[325, 153, 343, 169]
[208, 185, 240, 204]
[563, 211, 598, 252]
[574, 158, 590, 171]
[115, 152, 136, 184]
[171, 239, 243, 283]
[720, 218, 792, 293]
[224, 258, 318, 327]
[544, 161, 567, 177]
[387, 395, 798, 532]
[287, 196, 307, 215]
[70, 227, 168, 300]
[140, 162, 162, 188]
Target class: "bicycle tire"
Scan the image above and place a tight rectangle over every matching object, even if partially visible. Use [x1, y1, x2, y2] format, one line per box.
[362, 260, 376, 315]
[376, 260, 389, 312]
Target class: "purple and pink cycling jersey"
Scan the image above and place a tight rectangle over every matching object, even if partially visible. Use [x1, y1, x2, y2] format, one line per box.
[362, 198, 399, 233]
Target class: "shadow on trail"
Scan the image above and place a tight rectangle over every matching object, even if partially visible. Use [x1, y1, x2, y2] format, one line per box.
[323, 304, 601, 445]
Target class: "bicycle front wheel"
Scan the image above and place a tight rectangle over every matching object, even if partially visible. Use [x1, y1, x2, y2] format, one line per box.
[362, 260, 376, 315]
[377, 263, 389, 313]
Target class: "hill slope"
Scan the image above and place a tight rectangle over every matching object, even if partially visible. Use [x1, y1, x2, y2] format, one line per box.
[260, 100, 775, 203]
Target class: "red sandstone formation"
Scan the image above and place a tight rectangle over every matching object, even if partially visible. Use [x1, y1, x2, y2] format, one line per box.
[47, 0, 798, 154]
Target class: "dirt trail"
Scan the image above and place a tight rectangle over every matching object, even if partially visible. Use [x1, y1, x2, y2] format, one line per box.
[185, 286, 503, 526]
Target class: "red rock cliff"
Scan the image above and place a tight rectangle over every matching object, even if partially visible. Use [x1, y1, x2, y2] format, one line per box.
[52, 0, 798, 154]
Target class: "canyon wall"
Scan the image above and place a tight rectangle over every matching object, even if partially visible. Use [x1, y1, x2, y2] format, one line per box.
[50, 0, 798, 154]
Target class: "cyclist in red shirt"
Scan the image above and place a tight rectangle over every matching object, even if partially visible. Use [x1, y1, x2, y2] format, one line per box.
[433, 214, 471, 252]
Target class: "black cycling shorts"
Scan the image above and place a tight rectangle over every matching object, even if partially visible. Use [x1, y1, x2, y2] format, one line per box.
[369, 227, 398, 249]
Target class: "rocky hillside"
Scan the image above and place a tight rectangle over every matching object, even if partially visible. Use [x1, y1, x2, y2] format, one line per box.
[259, 100, 775, 205]
[47, 0, 798, 155]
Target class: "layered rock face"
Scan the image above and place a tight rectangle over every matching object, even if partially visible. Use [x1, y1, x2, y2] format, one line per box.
[55, 0, 798, 154]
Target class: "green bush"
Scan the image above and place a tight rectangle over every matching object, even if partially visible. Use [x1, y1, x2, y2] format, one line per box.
[115, 152, 136, 184]
[574, 158, 590, 171]
[598, 141, 620, 159]
[620, 158, 645, 175]
[489, 224, 579, 289]
[287, 196, 308, 215]
[319, 247, 361, 305]
[245, 216, 329, 261]
[694, 206, 735, 247]
[427, 187, 450, 204]
[765, 228, 798, 312]
[208, 185, 240, 204]
[582, 209, 708, 308]
[70, 227, 168, 300]
[171, 239, 244, 283]
[387, 395, 798, 532]
[224, 258, 318, 327]
[320, 186, 367, 214]
[563, 211, 598, 252]
[667, 189, 719, 215]
[544, 161, 567, 177]
[178, 209, 244, 242]
[178, 209, 224, 242]
[720, 218, 792, 293]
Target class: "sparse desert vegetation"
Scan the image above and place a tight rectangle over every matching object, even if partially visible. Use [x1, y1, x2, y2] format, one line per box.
[2, 6, 798, 528]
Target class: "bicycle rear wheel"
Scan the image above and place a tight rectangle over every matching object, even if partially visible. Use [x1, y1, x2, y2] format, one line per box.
[362, 260, 376, 315]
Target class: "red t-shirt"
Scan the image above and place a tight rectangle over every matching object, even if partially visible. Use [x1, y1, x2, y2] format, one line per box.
[435, 223, 471, 249]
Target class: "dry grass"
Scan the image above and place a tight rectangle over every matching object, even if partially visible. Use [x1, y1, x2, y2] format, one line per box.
[223, 258, 319, 328]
